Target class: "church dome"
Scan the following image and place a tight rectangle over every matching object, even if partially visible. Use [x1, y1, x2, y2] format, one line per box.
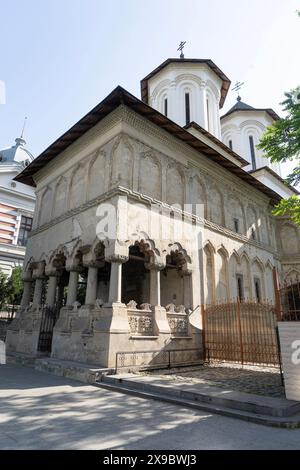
[141, 58, 231, 138]
[0, 137, 34, 168]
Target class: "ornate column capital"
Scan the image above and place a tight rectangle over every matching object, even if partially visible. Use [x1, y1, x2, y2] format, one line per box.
[22, 271, 33, 282]
[105, 254, 128, 264]
[32, 261, 46, 280]
[45, 265, 61, 277]
[145, 260, 166, 271]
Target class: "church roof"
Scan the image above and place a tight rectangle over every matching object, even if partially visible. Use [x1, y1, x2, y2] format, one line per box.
[0, 137, 34, 166]
[221, 97, 280, 121]
[140, 58, 231, 108]
[15, 86, 282, 204]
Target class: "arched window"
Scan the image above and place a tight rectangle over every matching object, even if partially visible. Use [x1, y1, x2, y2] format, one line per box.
[228, 139, 233, 150]
[185, 92, 190, 125]
[249, 135, 256, 170]
[164, 98, 168, 117]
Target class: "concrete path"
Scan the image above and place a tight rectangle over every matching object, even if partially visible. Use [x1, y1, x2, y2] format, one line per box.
[1, 364, 300, 450]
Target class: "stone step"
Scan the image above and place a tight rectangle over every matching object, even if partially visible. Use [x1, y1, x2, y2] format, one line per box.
[96, 374, 300, 428]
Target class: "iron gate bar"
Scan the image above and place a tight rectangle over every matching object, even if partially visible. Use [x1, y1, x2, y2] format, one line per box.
[202, 299, 280, 367]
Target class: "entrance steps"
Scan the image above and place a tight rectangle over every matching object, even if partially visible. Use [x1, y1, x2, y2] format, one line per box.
[96, 373, 300, 428]
[7, 354, 113, 384]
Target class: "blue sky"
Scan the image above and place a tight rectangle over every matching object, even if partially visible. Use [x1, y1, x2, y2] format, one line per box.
[0, 0, 299, 178]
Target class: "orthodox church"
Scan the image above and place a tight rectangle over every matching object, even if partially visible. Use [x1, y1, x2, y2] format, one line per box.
[6, 53, 300, 367]
[0, 135, 35, 275]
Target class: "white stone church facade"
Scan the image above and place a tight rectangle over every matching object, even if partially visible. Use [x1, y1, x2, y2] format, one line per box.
[6, 57, 300, 367]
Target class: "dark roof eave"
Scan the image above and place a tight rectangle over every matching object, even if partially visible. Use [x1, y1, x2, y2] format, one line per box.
[15, 86, 281, 205]
[184, 121, 248, 166]
[221, 107, 280, 121]
[249, 166, 300, 195]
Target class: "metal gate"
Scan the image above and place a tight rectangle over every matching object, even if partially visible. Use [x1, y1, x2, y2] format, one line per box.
[37, 306, 60, 353]
[202, 300, 280, 366]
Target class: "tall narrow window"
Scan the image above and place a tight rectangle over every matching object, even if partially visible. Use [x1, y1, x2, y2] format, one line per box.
[164, 98, 168, 117]
[254, 277, 261, 303]
[236, 274, 244, 301]
[206, 99, 210, 130]
[228, 140, 233, 150]
[249, 136, 256, 170]
[185, 93, 190, 125]
[251, 227, 256, 240]
[234, 218, 239, 233]
[17, 215, 33, 246]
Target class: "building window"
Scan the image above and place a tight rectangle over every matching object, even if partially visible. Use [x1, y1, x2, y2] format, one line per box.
[234, 218, 239, 233]
[236, 274, 244, 301]
[17, 216, 33, 246]
[251, 227, 256, 240]
[164, 98, 168, 117]
[249, 135, 256, 170]
[254, 277, 261, 303]
[185, 93, 190, 125]
[228, 140, 233, 150]
[206, 99, 210, 130]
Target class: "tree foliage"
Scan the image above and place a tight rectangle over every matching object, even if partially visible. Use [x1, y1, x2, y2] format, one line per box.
[0, 267, 24, 310]
[258, 87, 300, 226]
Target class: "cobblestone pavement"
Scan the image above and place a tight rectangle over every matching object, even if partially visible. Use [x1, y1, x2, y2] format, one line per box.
[146, 363, 284, 397]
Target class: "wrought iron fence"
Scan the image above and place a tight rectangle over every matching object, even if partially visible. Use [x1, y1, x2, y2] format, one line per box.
[277, 277, 300, 321]
[115, 348, 203, 373]
[37, 305, 60, 353]
[202, 299, 280, 367]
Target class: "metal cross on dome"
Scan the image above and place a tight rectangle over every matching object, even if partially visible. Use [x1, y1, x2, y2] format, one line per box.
[232, 81, 245, 100]
[177, 41, 186, 59]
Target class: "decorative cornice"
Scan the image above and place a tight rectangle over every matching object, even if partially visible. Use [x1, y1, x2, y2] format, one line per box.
[29, 185, 279, 258]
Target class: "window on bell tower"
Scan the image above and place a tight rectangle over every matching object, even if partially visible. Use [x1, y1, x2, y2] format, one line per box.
[185, 93, 190, 125]
[228, 140, 233, 150]
[164, 98, 168, 117]
[249, 135, 256, 170]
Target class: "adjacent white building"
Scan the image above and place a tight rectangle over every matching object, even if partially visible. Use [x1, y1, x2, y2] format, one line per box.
[0, 136, 35, 275]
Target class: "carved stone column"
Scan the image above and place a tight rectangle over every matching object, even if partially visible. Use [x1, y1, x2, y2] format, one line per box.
[20, 272, 33, 309]
[107, 255, 128, 305]
[45, 275, 58, 307]
[66, 270, 79, 306]
[85, 265, 98, 306]
[32, 262, 46, 309]
[146, 259, 170, 334]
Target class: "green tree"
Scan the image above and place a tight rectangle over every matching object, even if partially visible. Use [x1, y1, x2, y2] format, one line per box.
[6, 267, 23, 307]
[258, 87, 300, 226]
[0, 270, 8, 309]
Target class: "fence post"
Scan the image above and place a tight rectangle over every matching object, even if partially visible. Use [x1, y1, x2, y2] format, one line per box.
[236, 298, 244, 365]
[273, 267, 283, 321]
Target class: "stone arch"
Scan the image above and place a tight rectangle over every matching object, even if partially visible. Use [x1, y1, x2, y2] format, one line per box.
[229, 251, 241, 299]
[188, 173, 207, 218]
[139, 152, 162, 200]
[280, 223, 300, 255]
[111, 135, 134, 189]
[203, 241, 215, 304]
[247, 204, 259, 241]
[252, 257, 266, 301]
[285, 268, 300, 284]
[265, 260, 275, 301]
[38, 186, 53, 226]
[216, 246, 229, 301]
[166, 164, 185, 207]
[151, 79, 172, 102]
[53, 176, 68, 219]
[208, 184, 225, 226]
[88, 150, 107, 200]
[69, 163, 87, 210]
[226, 193, 246, 234]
